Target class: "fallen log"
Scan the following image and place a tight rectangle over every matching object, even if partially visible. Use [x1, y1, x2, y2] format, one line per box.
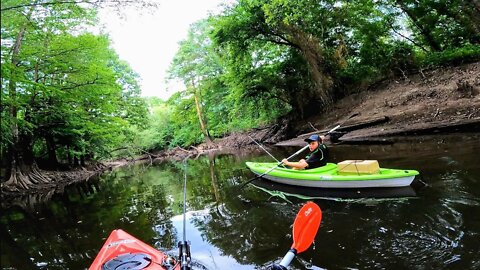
[296, 116, 390, 139]
[337, 137, 394, 145]
[339, 117, 480, 143]
[335, 116, 390, 132]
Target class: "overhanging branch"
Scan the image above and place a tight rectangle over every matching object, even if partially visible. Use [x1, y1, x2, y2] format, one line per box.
[1, 0, 153, 12]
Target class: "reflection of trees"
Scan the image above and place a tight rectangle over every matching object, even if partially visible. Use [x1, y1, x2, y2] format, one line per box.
[1, 189, 56, 210]
[180, 152, 339, 267]
[1, 151, 299, 268]
[0, 167, 177, 269]
[138, 181, 177, 250]
[0, 152, 274, 269]
[191, 200, 300, 265]
[0, 218, 39, 269]
[0, 202, 85, 269]
[165, 153, 302, 265]
[208, 153, 222, 203]
[183, 153, 250, 209]
[177, 154, 276, 264]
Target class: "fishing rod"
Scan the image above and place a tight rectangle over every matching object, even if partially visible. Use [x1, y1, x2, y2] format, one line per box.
[247, 135, 286, 168]
[178, 158, 192, 270]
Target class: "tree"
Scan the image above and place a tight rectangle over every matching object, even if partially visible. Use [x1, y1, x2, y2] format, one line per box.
[393, 0, 480, 51]
[1, 1, 148, 190]
[167, 20, 224, 146]
[211, 0, 344, 113]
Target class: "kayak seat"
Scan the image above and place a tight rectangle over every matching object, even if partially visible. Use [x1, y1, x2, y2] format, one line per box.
[102, 253, 152, 270]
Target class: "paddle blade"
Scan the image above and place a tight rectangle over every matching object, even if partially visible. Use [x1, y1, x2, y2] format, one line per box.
[292, 201, 322, 253]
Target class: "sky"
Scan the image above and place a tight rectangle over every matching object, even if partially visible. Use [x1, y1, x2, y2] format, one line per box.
[98, 0, 231, 100]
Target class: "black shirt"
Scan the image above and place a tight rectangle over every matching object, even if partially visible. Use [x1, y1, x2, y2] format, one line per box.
[305, 144, 328, 169]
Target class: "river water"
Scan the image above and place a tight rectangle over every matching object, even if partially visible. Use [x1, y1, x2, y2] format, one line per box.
[1, 133, 479, 270]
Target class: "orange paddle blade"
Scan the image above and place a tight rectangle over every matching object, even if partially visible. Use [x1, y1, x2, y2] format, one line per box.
[292, 201, 322, 253]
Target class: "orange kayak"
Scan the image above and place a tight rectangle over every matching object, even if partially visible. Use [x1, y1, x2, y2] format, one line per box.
[89, 229, 180, 270]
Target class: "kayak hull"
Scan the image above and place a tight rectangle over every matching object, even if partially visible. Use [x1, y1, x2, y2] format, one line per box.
[250, 178, 417, 199]
[89, 229, 179, 270]
[246, 162, 419, 188]
[260, 173, 415, 188]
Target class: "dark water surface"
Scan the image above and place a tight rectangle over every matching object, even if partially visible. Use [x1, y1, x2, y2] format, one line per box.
[1, 133, 479, 270]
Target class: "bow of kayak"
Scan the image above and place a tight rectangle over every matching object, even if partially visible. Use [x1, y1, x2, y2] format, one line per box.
[89, 229, 180, 270]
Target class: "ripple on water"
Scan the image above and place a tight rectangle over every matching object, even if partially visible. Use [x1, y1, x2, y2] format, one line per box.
[357, 195, 468, 269]
[390, 200, 464, 268]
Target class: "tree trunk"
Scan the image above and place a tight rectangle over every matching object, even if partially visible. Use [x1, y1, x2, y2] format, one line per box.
[460, 1, 480, 43]
[192, 86, 213, 146]
[6, 6, 28, 187]
[45, 134, 58, 168]
[282, 24, 333, 110]
[3, 7, 31, 190]
[3, 134, 53, 191]
[67, 145, 72, 165]
[2, 3, 54, 191]
[74, 156, 80, 167]
[80, 155, 86, 167]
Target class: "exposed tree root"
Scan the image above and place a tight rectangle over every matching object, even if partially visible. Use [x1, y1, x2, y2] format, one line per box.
[1, 162, 109, 194]
[2, 163, 56, 192]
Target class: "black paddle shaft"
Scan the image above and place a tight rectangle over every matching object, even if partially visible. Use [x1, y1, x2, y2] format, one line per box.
[178, 240, 191, 270]
[179, 158, 192, 270]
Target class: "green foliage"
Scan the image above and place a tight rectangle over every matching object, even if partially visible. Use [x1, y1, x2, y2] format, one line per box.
[338, 41, 418, 88]
[148, 0, 479, 151]
[1, 1, 149, 166]
[162, 16, 293, 147]
[418, 44, 480, 68]
[393, 0, 480, 51]
[129, 100, 175, 152]
[3, 0, 478, 165]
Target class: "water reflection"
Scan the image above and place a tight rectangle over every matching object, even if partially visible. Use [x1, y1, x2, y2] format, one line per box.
[249, 178, 418, 201]
[1, 134, 480, 269]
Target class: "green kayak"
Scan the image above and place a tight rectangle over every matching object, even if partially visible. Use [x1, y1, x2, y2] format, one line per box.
[245, 162, 420, 188]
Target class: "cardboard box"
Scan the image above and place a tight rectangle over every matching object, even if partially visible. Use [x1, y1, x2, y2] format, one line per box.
[337, 160, 380, 174]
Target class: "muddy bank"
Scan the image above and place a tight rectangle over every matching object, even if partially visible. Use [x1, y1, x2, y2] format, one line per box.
[213, 62, 480, 147]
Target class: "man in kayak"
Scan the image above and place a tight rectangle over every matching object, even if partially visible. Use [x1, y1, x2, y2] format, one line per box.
[281, 134, 328, 169]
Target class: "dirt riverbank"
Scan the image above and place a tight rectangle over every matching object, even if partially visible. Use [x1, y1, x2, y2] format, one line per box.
[211, 62, 480, 147]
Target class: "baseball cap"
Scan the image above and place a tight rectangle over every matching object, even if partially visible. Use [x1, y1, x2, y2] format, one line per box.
[304, 134, 321, 143]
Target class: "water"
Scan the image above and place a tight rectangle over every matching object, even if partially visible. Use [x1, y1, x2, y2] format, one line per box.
[1, 133, 479, 270]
